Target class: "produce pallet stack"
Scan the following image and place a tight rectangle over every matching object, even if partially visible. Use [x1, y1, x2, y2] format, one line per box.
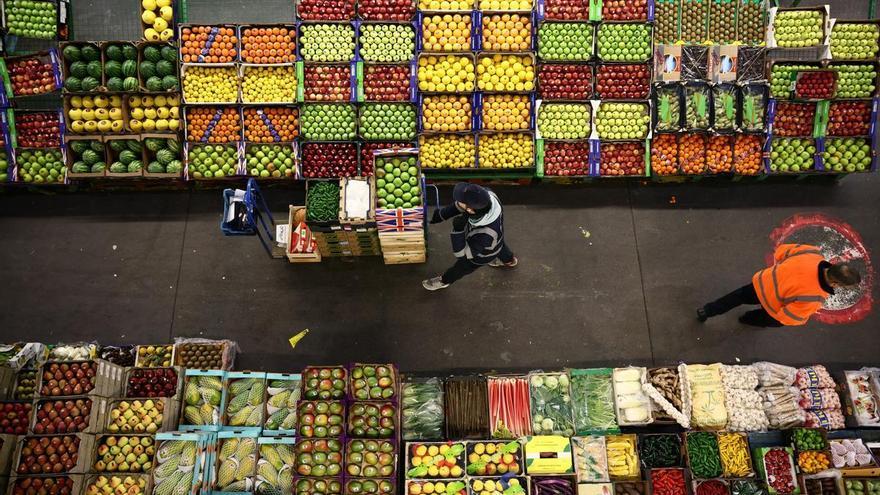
[374, 148, 426, 264]
[653, 0, 765, 45]
[55, 40, 183, 180]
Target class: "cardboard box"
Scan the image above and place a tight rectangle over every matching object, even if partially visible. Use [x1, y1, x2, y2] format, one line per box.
[524, 436, 574, 475]
[179, 370, 227, 432]
[262, 374, 301, 434]
[5, 475, 84, 495]
[103, 397, 179, 434]
[12, 433, 95, 475]
[38, 360, 124, 399]
[134, 345, 175, 368]
[150, 431, 216, 495]
[58, 42, 104, 93]
[137, 41, 179, 93]
[30, 396, 107, 434]
[64, 135, 107, 178]
[122, 367, 184, 401]
[221, 372, 266, 433]
[141, 132, 184, 178]
[0, 435, 16, 477]
[339, 177, 376, 225]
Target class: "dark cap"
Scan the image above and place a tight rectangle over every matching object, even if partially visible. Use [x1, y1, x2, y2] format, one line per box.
[453, 183, 490, 210]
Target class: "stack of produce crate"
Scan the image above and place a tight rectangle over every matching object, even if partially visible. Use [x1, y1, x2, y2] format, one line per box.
[593, 2, 653, 177]
[535, 0, 594, 178]
[374, 148, 426, 264]
[416, 3, 480, 173]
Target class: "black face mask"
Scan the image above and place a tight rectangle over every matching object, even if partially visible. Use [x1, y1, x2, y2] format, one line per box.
[466, 203, 491, 220]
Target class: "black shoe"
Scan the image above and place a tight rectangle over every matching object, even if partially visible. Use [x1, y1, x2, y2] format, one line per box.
[697, 307, 708, 323]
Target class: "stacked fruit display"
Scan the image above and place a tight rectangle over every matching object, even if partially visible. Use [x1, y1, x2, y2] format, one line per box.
[537, 64, 591, 99]
[245, 144, 297, 178]
[242, 66, 297, 103]
[482, 14, 532, 51]
[16, 149, 66, 184]
[140, 0, 174, 40]
[17, 111, 62, 148]
[654, 0, 677, 43]
[823, 139, 873, 173]
[595, 64, 650, 99]
[215, 436, 257, 491]
[144, 137, 183, 175]
[10, 477, 78, 495]
[103, 43, 140, 93]
[62, 44, 102, 92]
[7, 54, 59, 96]
[738, 0, 764, 43]
[651, 134, 678, 175]
[256, 441, 296, 494]
[243, 107, 298, 143]
[833, 64, 877, 98]
[187, 144, 240, 179]
[346, 439, 396, 477]
[831, 23, 880, 60]
[0, 401, 33, 434]
[347, 402, 396, 437]
[106, 140, 144, 175]
[180, 26, 238, 63]
[543, 0, 589, 20]
[538, 23, 592, 61]
[150, 437, 199, 495]
[794, 71, 837, 100]
[827, 101, 872, 137]
[224, 375, 267, 427]
[360, 103, 417, 140]
[600, 142, 645, 176]
[543, 141, 591, 176]
[734, 135, 763, 175]
[93, 436, 155, 473]
[68, 140, 107, 176]
[301, 104, 357, 141]
[301, 24, 357, 62]
[360, 142, 411, 176]
[106, 399, 164, 434]
[182, 373, 224, 425]
[363, 64, 412, 101]
[265, 377, 300, 431]
[770, 64, 816, 97]
[375, 153, 422, 207]
[603, 0, 647, 20]
[128, 94, 180, 132]
[298, 0, 355, 19]
[240, 26, 297, 63]
[596, 103, 649, 140]
[422, 14, 472, 51]
[708, 0, 736, 43]
[304, 65, 352, 102]
[597, 24, 651, 61]
[140, 43, 179, 92]
[680, 0, 707, 42]
[538, 103, 590, 140]
[359, 23, 416, 62]
[0, 141, 8, 182]
[186, 107, 242, 143]
[770, 138, 816, 173]
[303, 367, 348, 399]
[679, 133, 707, 174]
[125, 368, 178, 398]
[65, 95, 126, 134]
[482, 95, 530, 131]
[302, 142, 358, 177]
[136, 345, 173, 367]
[5, 0, 57, 39]
[40, 362, 97, 396]
[418, 55, 476, 92]
[772, 10, 824, 48]
[773, 102, 815, 137]
[16, 435, 82, 474]
[15, 370, 40, 399]
[479, 133, 534, 168]
[182, 66, 238, 103]
[85, 475, 148, 495]
[33, 398, 92, 434]
[419, 134, 475, 168]
[295, 438, 343, 477]
[707, 135, 733, 174]
[477, 54, 534, 91]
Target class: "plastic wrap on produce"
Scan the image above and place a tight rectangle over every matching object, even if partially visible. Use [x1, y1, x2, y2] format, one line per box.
[721, 364, 768, 432]
[529, 371, 575, 435]
[736, 46, 765, 83]
[753, 361, 797, 387]
[572, 435, 609, 482]
[681, 45, 709, 81]
[571, 369, 619, 434]
[712, 84, 737, 132]
[796, 365, 836, 389]
[739, 84, 767, 132]
[654, 84, 683, 132]
[99, 345, 136, 367]
[402, 376, 444, 441]
[613, 366, 653, 426]
[803, 408, 846, 429]
[759, 384, 804, 429]
[0, 343, 47, 370]
[684, 83, 711, 131]
[48, 342, 98, 361]
[685, 363, 728, 429]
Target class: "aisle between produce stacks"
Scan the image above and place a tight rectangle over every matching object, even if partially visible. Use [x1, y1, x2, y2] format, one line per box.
[698, 239, 862, 328]
[423, 183, 517, 292]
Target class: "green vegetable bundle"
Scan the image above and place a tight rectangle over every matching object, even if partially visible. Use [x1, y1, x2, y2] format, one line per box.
[307, 181, 341, 222]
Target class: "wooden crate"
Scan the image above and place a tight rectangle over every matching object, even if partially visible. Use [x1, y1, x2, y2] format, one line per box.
[287, 206, 322, 263]
[379, 231, 425, 264]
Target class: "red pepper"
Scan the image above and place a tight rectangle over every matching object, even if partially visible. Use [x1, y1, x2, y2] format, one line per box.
[764, 449, 795, 493]
[651, 469, 687, 495]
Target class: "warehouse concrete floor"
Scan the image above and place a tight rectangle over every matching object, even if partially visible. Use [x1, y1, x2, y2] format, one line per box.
[1, 176, 878, 372]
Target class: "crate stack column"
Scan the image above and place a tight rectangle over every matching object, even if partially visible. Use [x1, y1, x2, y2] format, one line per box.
[416, 1, 479, 174]
[475, 2, 538, 175]
[593, 4, 653, 178]
[535, 1, 594, 178]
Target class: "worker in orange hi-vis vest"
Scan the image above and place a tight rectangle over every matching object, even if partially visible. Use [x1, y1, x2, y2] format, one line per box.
[697, 243, 862, 327]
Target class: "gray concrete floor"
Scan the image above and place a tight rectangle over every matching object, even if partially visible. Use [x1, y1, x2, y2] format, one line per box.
[1, 176, 878, 372]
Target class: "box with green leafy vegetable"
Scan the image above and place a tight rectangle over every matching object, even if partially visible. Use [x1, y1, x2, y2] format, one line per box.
[528, 372, 575, 436]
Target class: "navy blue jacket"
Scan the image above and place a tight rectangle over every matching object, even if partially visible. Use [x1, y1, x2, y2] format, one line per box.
[435, 194, 505, 265]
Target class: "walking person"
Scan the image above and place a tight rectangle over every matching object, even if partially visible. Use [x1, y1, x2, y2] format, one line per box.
[698, 243, 861, 327]
[422, 183, 517, 291]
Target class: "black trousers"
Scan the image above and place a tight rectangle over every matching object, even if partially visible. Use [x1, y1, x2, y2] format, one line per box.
[703, 284, 784, 327]
[441, 243, 515, 284]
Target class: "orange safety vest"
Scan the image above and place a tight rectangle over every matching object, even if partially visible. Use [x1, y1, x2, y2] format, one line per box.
[752, 243, 830, 326]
